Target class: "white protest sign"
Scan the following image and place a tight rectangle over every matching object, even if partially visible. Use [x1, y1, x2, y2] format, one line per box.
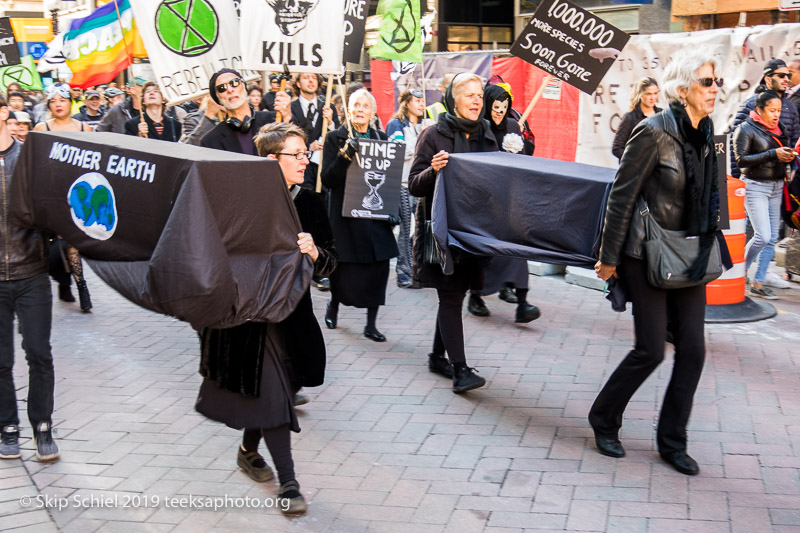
[239, 0, 345, 75]
[575, 23, 800, 169]
[130, 0, 260, 105]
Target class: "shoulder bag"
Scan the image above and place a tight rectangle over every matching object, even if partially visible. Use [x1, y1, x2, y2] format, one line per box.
[639, 197, 723, 289]
[422, 197, 440, 265]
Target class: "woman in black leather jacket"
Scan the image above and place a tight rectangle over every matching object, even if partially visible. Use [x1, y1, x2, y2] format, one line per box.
[733, 89, 795, 299]
[590, 50, 723, 476]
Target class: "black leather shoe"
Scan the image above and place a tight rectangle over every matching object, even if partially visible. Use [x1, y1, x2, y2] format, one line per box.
[593, 432, 625, 458]
[498, 287, 518, 304]
[660, 451, 699, 475]
[314, 277, 331, 291]
[324, 303, 337, 329]
[452, 365, 486, 393]
[58, 284, 75, 303]
[467, 295, 490, 317]
[428, 353, 453, 378]
[364, 327, 386, 342]
[515, 303, 541, 323]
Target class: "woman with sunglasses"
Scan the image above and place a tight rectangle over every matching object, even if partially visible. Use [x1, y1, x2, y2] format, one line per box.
[733, 88, 795, 300]
[321, 89, 398, 342]
[590, 50, 725, 476]
[34, 84, 94, 312]
[385, 88, 433, 288]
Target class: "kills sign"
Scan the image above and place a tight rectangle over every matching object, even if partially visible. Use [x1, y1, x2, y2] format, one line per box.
[240, 0, 345, 75]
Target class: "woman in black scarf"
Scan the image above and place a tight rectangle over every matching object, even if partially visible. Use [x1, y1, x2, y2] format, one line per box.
[466, 84, 540, 323]
[408, 73, 498, 393]
[589, 50, 724, 476]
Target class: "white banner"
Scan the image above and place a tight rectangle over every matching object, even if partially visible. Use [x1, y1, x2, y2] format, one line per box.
[130, 0, 259, 105]
[239, 0, 345, 75]
[576, 23, 800, 169]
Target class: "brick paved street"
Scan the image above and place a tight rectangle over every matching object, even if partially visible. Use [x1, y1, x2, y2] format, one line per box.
[2, 265, 800, 532]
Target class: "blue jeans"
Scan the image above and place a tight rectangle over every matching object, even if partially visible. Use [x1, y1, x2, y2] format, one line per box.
[743, 179, 783, 283]
[396, 186, 416, 284]
[0, 274, 54, 427]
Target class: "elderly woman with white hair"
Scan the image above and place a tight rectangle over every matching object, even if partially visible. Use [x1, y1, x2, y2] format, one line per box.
[589, 50, 724, 475]
[408, 72, 499, 393]
[321, 88, 398, 342]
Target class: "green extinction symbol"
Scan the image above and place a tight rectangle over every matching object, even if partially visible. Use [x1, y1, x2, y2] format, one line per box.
[155, 0, 219, 57]
[2, 66, 33, 88]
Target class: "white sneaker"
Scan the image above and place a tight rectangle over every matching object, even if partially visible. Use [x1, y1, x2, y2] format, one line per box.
[764, 272, 791, 289]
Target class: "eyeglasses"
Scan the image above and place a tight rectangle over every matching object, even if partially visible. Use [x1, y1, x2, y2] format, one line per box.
[215, 77, 243, 94]
[695, 77, 724, 88]
[275, 151, 312, 161]
[409, 89, 424, 98]
[771, 72, 791, 79]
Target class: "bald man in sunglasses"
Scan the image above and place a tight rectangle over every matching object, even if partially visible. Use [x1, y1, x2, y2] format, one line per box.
[730, 59, 800, 179]
[199, 68, 291, 154]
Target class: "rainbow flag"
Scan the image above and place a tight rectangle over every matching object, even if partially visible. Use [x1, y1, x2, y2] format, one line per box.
[62, 0, 134, 88]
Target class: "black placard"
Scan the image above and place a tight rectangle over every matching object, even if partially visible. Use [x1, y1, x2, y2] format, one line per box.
[510, 0, 629, 95]
[714, 134, 730, 230]
[342, 139, 404, 219]
[0, 18, 21, 68]
[343, 0, 368, 65]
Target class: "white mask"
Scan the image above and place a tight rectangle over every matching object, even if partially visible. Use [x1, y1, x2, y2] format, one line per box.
[492, 99, 508, 117]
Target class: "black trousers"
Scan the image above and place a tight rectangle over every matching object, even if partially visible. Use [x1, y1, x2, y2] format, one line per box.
[432, 287, 468, 365]
[0, 274, 54, 427]
[588, 256, 706, 454]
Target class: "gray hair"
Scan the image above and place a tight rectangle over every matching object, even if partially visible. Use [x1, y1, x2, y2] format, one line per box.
[348, 88, 377, 115]
[661, 49, 720, 104]
[450, 72, 483, 100]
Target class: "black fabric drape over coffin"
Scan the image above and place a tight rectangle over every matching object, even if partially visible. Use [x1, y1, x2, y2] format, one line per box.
[10, 131, 311, 330]
[432, 152, 616, 275]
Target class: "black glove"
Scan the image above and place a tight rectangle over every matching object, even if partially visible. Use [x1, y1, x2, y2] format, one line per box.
[343, 138, 359, 159]
[387, 214, 401, 226]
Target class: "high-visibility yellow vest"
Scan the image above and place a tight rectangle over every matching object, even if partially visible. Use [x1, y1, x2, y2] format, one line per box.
[426, 101, 446, 121]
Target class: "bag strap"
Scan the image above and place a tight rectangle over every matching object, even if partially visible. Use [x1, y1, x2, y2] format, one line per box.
[636, 196, 650, 218]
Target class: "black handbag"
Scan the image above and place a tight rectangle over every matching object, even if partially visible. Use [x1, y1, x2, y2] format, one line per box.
[422, 197, 440, 265]
[639, 198, 723, 289]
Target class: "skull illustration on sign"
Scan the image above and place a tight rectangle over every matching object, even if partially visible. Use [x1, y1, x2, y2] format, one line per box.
[266, 0, 319, 36]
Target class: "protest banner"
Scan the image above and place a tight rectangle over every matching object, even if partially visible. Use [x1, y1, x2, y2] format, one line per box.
[0, 18, 21, 67]
[510, 0, 630, 95]
[343, 0, 369, 65]
[0, 55, 42, 92]
[10, 131, 310, 330]
[714, 134, 730, 230]
[342, 139, 405, 220]
[62, 0, 135, 88]
[130, 0, 260, 105]
[239, 0, 345, 75]
[369, 0, 422, 64]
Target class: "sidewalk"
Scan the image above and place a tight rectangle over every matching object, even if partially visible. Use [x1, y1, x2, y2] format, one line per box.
[2, 266, 800, 532]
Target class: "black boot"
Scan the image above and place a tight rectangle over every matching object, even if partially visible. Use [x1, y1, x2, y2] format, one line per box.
[324, 302, 337, 329]
[515, 303, 541, 323]
[452, 363, 486, 393]
[76, 280, 92, 312]
[58, 284, 75, 303]
[467, 295, 490, 316]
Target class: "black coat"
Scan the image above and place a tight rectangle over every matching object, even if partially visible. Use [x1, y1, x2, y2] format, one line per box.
[124, 111, 181, 142]
[600, 108, 716, 266]
[729, 94, 800, 178]
[408, 116, 498, 288]
[612, 105, 662, 160]
[200, 110, 277, 153]
[291, 97, 340, 143]
[321, 125, 398, 263]
[732, 117, 790, 182]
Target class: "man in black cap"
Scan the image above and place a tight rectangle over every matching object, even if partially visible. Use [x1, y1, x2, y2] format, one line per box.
[730, 59, 800, 178]
[261, 73, 291, 112]
[200, 68, 291, 153]
[72, 90, 106, 130]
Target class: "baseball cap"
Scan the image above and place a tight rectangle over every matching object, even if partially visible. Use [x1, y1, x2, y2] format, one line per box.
[104, 87, 124, 98]
[764, 59, 788, 77]
[14, 111, 30, 123]
[85, 90, 101, 99]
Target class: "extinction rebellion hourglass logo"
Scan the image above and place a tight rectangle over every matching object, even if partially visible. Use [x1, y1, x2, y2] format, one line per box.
[155, 0, 220, 57]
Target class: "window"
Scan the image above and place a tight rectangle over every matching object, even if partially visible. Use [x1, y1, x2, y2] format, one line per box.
[445, 25, 513, 51]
